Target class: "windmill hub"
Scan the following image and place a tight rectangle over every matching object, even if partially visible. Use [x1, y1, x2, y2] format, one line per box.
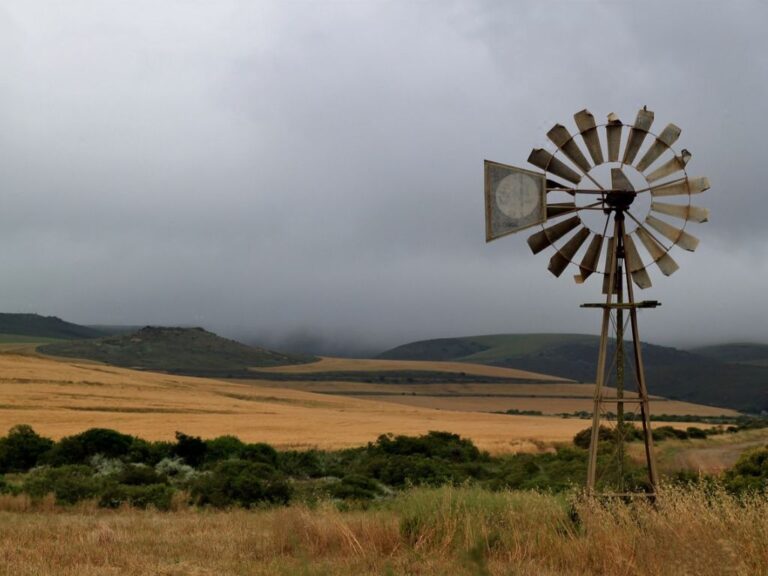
[605, 190, 636, 211]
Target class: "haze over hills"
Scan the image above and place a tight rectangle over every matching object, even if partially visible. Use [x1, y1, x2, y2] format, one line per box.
[380, 334, 768, 414]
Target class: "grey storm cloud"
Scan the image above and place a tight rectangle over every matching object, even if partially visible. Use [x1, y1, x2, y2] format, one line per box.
[0, 1, 765, 354]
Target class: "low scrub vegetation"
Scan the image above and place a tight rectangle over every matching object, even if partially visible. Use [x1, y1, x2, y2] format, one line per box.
[0, 424, 766, 510]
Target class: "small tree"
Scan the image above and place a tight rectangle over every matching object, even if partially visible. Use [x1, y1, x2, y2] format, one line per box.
[0, 425, 54, 472]
[172, 432, 207, 467]
[44, 428, 134, 466]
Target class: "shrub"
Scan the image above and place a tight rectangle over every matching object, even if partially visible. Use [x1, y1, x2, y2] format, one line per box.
[278, 449, 324, 478]
[653, 426, 688, 441]
[24, 465, 103, 504]
[155, 458, 198, 486]
[0, 425, 54, 472]
[686, 427, 708, 439]
[492, 447, 587, 491]
[205, 435, 246, 464]
[90, 454, 125, 477]
[126, 438, 173, 465]
[44, 428, 134, 466]
[330, 474, 382, 500]
[117, 463, 167, 486]
[99, 483, 175, 510]
[242, 442, 279, 467]
[573, 424, 643, 450]
[190, 459, 291, 507]
[172, 432, 207, 467]
[368, 431, 485, 463]
[723, 445, 768, 493]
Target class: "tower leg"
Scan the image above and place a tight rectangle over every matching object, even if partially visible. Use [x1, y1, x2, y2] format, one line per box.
[587, 225, 619, 492]
[624, 265, 659, 493]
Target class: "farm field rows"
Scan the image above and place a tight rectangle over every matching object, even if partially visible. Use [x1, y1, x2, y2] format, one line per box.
[251, 357, 738, 417]
[258, 356, 567, 380]
[0, 349, 737, 455]
[0, 352, 592, 453]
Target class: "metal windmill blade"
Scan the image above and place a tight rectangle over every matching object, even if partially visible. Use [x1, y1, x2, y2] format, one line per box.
[650, 201, 709, 223]
[635, 123, 682, 172]
[622, 107, 654, 165]
[646, 150, 691, 182]
[574, 109, 604, 166]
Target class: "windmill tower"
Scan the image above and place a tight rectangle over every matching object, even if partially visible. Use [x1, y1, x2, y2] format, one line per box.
[484, 108, 710, 495]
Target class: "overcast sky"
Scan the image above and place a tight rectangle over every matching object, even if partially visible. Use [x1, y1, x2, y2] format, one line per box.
[0, 1, 765, 354]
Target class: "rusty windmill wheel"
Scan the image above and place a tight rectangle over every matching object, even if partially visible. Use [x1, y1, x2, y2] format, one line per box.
[484, 107, 710, 496]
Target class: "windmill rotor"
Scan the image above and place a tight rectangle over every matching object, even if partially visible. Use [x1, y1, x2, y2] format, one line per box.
[486, 107, 710, 291]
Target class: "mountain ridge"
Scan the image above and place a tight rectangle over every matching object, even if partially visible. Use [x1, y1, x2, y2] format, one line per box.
[380, 333, 768, 413]
[0, 313, 105, 340]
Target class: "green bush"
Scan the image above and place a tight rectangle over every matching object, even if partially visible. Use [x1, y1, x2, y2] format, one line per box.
[126, 438, 173, 465]
[205, 435, 246, 464]
[723, 445, 768, 493]
[99, 483, 175, 510]
[0, 425, 54, 472]
[117, 463, 167, 486]
[573, 424, 643, 450]
[278, 449, 325, 478]
[686, 427, 708, 439]
[368, 431, 486, 463]
[190, 459, 292, 507]
[491, 447, 587, 491]
[154, 457, 198, 485]
[347, 432, 494, 488]
[172, 432, 207, 467]
[330, 474, 382, 500]
[24, 465, 103, 504]
[44, 428, 134, 466]
[653, 426, 689, 441]
[242, 442, 279, 467]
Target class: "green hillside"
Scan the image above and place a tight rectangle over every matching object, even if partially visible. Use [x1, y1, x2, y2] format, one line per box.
[39, 326, 315, 375]
[693, 343, 768, 367]
[0, 313, 104, 340]
[380, 334, 768, 413]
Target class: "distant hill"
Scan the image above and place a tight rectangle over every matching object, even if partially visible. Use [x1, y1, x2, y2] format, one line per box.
[0, 313, 104, 340]
[39, 326, 315, 375]
[85, 325, 145, 336]
[693, 343, 768, 367]
[380, 334, 768, 413]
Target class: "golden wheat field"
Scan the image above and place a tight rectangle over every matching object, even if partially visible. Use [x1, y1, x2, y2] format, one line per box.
[0, 485, 766, 576]
[251, 356, 738, 418]
[0, 352, 595, 452]
[258, 356, 567, 380]
[0, 350, 734, 453]
[350, 393, 739, 416]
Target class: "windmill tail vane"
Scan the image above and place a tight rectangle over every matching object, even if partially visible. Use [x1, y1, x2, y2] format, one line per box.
[484, 107, 710, 496]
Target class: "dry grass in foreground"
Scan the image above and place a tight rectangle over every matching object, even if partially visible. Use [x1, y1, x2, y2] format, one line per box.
[0, 485, 765, 576]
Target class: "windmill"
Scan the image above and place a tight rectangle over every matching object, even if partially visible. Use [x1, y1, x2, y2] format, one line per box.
[484, 107, 710, 495]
